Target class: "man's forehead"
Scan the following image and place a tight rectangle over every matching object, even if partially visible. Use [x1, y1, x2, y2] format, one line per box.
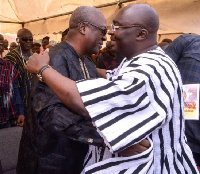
[113, 6, 140, 24]
[92, 14, 106, 26]
[19, 31, 32, 37]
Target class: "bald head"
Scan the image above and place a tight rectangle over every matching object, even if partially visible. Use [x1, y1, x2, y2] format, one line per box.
[110, 4, 159, 59]
[17, 28, 32, 37]
[119, 4, 159, 34]
[17, 28, 33, 52]
[69, 6, 104, 29]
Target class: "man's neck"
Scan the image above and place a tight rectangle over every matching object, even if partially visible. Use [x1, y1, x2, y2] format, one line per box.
[65, 39, 85, 59]
[127, 44, 157, 60]
[16, 47, 31, 56]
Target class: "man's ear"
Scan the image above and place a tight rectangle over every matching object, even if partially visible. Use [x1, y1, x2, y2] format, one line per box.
[78, 23, 86, 35]
[136, 29, 148, 40]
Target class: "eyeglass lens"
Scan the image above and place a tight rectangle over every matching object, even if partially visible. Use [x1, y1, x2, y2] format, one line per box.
[84, 22, 107, 36]
[91, 24, 107, 36]
[21, 37, 33, 42]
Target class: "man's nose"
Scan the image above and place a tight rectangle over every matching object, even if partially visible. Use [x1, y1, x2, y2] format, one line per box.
[108, 30, 114, 35]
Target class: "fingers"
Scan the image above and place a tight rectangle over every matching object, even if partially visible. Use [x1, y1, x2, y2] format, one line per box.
[119, 139, 150, 157]
[139, 139, 150, 148]
[17, 121, 24, 127]
[17, 115, 25, 127]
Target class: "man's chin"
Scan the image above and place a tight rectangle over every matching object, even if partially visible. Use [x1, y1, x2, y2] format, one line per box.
[24, 47, 32, 51]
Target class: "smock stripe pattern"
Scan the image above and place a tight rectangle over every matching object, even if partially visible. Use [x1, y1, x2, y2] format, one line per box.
[77, 47, 198, 173]
[4, 50, 32, 110]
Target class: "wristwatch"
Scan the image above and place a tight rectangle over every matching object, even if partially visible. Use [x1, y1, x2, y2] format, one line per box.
[37, 65, 51, 81]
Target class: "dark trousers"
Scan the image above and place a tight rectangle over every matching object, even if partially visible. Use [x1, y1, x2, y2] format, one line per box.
[0, 118, 17, 129]
[17, 128, 88, 174]
[36, 130, 89, 174]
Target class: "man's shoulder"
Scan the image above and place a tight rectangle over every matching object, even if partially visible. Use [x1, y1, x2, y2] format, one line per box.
[4, 50, 20, 63]
[50, 42, 76, 60]
[50, 42, 72, 54]
[0, 58, 13, 67]
[4, 50, 19, 57]
[136, 47, 174, 67]
[176, 34, 200, 44]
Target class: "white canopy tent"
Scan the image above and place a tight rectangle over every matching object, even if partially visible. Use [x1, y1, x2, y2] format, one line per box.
[1, 0, 200, 42]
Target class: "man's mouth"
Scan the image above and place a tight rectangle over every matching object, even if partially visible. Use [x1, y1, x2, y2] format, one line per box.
[26, 44, 32, 47]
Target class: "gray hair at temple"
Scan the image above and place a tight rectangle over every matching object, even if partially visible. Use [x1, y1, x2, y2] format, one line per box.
[69, 6, 103, 29]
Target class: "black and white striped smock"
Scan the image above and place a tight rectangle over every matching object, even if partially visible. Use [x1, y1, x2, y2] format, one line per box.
[77, 47, 198, 174]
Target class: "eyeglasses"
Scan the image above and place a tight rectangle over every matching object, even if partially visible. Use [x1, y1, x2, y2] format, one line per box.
[83, 21, 107, 36]
[110, 24, 145, 32]
[21, 37, 33, 42]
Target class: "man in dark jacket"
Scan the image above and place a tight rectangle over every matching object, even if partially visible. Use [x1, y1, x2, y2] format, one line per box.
[17, 6, 106, 174]
[165, 34, 200, 168]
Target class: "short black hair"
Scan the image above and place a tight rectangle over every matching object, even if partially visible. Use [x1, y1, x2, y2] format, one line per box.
[161, 38, 172, 43]
[62, 28, 69, 37]
[17, 28, 32, 38]
[42, 36, 50, 42]
[32, 42, 41, 47]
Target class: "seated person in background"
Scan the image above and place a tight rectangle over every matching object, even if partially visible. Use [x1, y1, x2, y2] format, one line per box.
[165, 34, 200, 169]
[97, 41, 122, 70]
[0, 43, 23, 129]
[31, 42, 41, 54]
[9, 42, 18, 52]
[158, 38, 172, 50]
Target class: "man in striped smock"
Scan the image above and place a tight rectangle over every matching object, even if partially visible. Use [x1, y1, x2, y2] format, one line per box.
[25, 4, 198, 174]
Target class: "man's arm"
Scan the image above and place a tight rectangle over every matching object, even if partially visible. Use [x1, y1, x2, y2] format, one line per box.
[41, 67, 150, 154]
[25, 52, 150, 154]
[12, 64, 25, 126]
[165, 35, 186, 63]
[25, 52, 89, 117]
[13, 77, 25, 126]
[96, 68, 107, 78]
[44, 68, 90, 117]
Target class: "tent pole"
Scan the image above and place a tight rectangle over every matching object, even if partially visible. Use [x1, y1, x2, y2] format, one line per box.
[0, 20, 23, 24]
